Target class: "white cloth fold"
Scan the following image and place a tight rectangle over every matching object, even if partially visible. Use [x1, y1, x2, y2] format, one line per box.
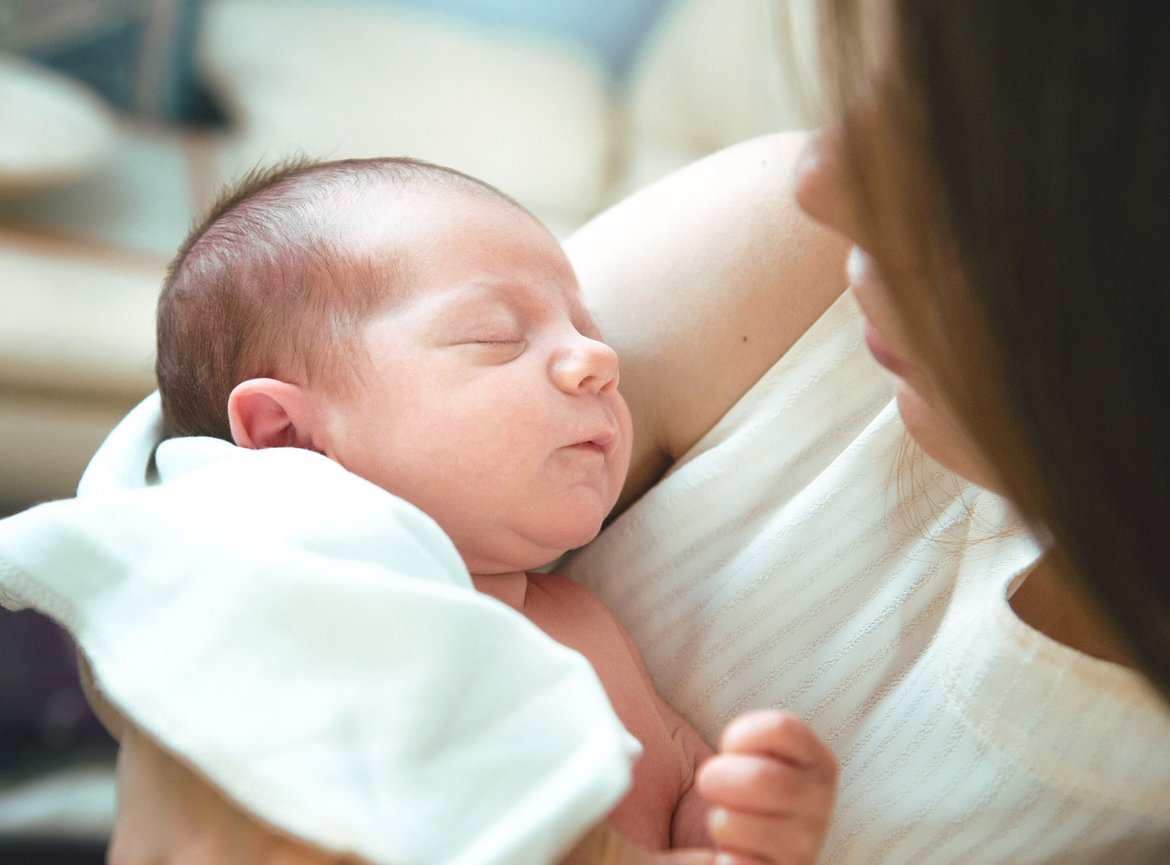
[0, 392, 638, 865]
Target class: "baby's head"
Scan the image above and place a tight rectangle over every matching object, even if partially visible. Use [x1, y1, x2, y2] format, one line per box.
[158, 156, 529, 441]
[158, 156, 632, 573]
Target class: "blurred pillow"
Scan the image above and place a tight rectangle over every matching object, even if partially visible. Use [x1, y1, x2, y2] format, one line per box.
[616, 0, 819, 198]
[0, 53, 116, 190]
[202, 0, 616, 233]
[0, 0, 220, 124]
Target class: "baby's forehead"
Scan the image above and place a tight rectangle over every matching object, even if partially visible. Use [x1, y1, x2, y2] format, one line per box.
[330, 181, 521, 255]
[315, 177, 574, 304]
[359, 175, 517, 219]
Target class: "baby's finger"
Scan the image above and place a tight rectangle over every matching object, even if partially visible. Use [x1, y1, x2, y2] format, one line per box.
[719, 711, 837, 776]
[707, 807, 823, 865]
[697, 753, 834, 816]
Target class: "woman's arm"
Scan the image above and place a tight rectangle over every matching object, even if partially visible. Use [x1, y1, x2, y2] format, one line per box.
[108, 732, 714, 865]
[562, 825, 715, 865]
[108, 729, 349, 865]
[565, 132, 849, 511]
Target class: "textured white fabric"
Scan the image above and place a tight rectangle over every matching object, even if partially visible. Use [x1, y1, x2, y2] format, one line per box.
[0, 394, 639, 865]
[562, 292, 1170, 864]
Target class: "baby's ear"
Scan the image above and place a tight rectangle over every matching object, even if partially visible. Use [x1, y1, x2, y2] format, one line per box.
[228, 378, 320, 450]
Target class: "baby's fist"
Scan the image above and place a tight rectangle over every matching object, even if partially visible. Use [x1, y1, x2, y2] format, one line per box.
[696, 710, 837, 865]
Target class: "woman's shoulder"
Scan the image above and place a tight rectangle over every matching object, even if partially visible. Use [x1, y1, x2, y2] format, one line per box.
[566, 133, 851, 510]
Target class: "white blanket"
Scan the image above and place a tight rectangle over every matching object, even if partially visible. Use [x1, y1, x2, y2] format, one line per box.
[0, 394, 638, 865]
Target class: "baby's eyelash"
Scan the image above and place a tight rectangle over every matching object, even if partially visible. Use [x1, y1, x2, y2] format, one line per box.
[458, 337, 527, 361]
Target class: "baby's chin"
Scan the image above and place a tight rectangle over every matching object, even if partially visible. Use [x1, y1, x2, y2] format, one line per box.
[538, 515, 608, 559]
[463, 519, 605, 575]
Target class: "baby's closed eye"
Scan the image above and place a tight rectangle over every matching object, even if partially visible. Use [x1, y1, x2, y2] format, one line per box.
[456, 336, 527, 362]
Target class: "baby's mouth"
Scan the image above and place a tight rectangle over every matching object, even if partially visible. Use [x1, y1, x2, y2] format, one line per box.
[569, 429, 615, 456]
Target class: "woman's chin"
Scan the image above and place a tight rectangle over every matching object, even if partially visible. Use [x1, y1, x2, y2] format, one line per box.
[894, 380, 1003, 493]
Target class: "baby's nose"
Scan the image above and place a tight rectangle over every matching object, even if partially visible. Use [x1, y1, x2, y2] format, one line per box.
[552, 335, 620, 394]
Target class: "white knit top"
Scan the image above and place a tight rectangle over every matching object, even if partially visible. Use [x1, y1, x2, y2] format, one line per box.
[561, 293, 1170, 864]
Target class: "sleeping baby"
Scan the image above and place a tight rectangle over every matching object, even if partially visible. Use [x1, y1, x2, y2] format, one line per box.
[152, 154, 838, 862]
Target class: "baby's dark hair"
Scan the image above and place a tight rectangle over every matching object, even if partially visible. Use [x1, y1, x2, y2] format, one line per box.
[157, 155, 530, 441]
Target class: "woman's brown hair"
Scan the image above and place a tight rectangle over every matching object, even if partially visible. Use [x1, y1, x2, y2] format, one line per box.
[816, 0, 1170, 698]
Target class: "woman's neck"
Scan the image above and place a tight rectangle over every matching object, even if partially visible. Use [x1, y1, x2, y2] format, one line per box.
[1009, 555, 1132, 668]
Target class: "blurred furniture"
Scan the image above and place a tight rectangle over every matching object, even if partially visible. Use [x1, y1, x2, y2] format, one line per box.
[0, 606, 117, 864]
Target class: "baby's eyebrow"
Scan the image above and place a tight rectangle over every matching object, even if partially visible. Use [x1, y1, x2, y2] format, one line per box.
[425, 287, 528, 333]
[435, 285, 519, 317]
[448, 278, 577, 318]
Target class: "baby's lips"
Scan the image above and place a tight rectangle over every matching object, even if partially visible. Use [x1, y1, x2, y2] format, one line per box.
[563, 427, 615, 456]
[591, 428, 616, 449]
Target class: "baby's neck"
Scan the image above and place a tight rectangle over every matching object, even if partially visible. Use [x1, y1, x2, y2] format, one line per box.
[470, 571, 529, 611]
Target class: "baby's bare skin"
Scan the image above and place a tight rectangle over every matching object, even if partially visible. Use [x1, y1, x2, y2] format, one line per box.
[474, 571, 838, 864]
[474, 570, 712, 850]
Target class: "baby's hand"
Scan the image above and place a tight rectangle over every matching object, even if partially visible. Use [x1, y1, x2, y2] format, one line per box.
[696, 710, 838, 865]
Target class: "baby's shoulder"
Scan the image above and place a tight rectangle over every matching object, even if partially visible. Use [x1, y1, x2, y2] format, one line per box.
[526, 570, 603, 604]
[523, 571, 623, 629]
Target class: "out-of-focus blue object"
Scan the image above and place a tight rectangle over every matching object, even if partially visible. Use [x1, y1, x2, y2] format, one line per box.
[389, 0, 671, 77]
[0, 0, 671, 125]
[0, 0, 219, 124]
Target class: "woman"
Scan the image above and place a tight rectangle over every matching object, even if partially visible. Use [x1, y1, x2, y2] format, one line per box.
[798, 0, 1170, 694]
[106, 0, 1170, 862]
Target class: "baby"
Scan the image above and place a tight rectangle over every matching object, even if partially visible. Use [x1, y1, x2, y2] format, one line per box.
[156, 155, 836, 862]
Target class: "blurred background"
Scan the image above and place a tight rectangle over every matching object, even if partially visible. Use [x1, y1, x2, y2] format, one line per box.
[0, 0, 814, 861]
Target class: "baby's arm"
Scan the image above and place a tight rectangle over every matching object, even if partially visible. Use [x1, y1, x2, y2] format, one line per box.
[697, 710, 838, 865]
[604, 607, 835, 861]
[663, 705, 716, 851]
